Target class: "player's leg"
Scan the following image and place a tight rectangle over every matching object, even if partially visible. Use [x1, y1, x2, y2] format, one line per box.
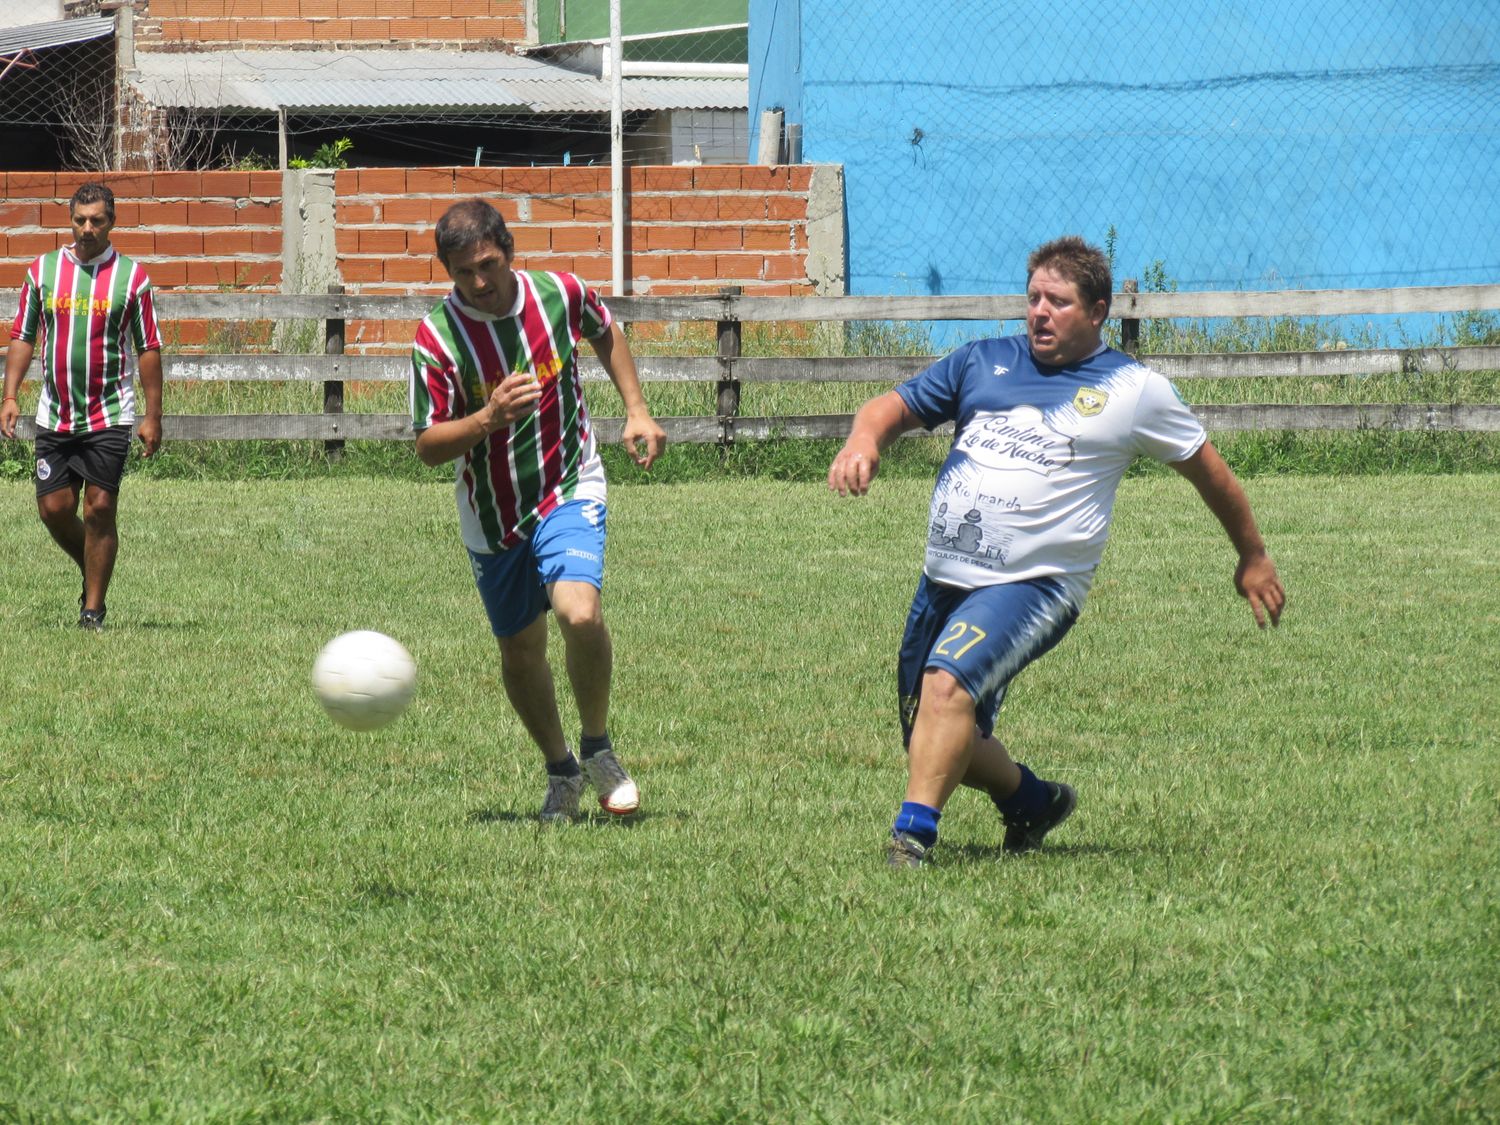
[35, 450, 90, 626]
[37, 480, 85, 570]
[904, 668, 980, 811]
[495, 613, 586, 823]
[76, 428, 131, 621]
[960, 730, 1020, 797]
[471, 539, 581, 821]
[959, 730, 1073, 851]
[888, 577, 961, 865]
[549, 578, 637, 815]
[549, 579, 611, 739]
[950, 579, 1080, 854]
[35, 431, 86, 576]
[496, 612, 569, 761]
[80, 482, 119, 616]
[534, 498, 637, 814]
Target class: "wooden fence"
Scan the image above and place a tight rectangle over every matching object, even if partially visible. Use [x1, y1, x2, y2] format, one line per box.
[4, 283, 1499, 446]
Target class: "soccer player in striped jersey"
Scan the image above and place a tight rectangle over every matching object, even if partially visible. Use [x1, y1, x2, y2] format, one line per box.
[829, 236, 1285, 867]
[411, 199, 666, 823]
[2, 183, 163, 632]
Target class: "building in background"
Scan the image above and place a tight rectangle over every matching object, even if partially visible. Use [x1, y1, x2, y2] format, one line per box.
[527, 0, 748, 167]
[0, 0, 749, 171]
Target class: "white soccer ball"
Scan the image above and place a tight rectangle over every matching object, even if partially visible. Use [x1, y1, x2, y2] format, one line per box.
[311, 630, 417, 732]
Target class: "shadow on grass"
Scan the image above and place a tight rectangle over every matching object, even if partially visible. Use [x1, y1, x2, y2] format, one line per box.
[466, 806, 660, 828]
[943, 841, 1125, 863]
[353, 879, 426, 905]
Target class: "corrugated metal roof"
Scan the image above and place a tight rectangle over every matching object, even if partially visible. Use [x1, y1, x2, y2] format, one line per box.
[128, 49, 746, 115]
[0, 15, 112, 56]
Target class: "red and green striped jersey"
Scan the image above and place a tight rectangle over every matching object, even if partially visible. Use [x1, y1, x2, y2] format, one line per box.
[10, 245, 161, 433]
[411, 270, 612, 553]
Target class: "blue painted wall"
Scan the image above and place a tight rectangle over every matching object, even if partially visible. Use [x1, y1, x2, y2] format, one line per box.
[750, 1, 1500, 301]
[748, 0, 801, 144]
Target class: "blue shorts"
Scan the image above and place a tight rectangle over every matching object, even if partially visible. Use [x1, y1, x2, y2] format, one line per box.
[469, 499, 607, 637]
[897, 574, 1080, 745]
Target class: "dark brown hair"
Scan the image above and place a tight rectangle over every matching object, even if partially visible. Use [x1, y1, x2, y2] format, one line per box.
[1027, 235, 1112, 314]
[435, 198, 514, 266]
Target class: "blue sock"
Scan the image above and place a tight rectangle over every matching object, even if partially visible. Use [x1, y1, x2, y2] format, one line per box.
[579, 733, 612, 761]
[546, 753, 580, 778]
[893, 801, 941, 848]
[994, 763, 1049, 821]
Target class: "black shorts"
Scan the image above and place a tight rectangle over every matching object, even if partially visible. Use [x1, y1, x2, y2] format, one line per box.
[33, 425, 132, 498]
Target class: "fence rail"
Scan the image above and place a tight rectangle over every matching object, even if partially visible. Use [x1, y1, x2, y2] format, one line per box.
[92, 282, 1500, 323]
[129, 344, 1500, 386]
[3, 285, 1498, 444]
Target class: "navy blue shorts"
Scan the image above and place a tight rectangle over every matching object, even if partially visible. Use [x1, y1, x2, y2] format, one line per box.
[468, 498, 607, 637]
[33, 425, 131, 498]
[897, 574, 1080, 745]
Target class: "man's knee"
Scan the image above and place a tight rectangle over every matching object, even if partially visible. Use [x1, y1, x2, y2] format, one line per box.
[550, 583, 604, 633]
[37, 488, 78, 526]
[919, 668, 976, 715]
[81, 487, 118, 528]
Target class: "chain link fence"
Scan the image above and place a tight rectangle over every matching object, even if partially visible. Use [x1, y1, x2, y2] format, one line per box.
[765, 1, 1499, 300]
[0, 35, 115, 171]
[13, 3, 1493, 313]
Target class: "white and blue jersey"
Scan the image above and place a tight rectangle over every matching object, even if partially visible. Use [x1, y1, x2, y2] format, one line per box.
[897, 334, 1206, 603]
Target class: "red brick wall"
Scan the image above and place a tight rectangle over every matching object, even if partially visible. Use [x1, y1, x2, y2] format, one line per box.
[1, 165, 818, 354]
[335, 164, 817, 351]
[138, 0, 527, 47]
[0, 171, 283, 349]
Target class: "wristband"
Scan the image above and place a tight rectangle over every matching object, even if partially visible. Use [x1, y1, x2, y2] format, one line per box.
[1, 395, 16, 403]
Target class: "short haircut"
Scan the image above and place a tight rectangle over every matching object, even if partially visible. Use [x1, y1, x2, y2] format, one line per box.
[1027, 235, 1112, 315]
[435, 199, 514, 267]
[70, 182, 115, 222]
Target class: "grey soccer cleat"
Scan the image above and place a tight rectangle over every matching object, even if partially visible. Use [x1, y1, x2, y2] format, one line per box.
[539, 773, 584, 823]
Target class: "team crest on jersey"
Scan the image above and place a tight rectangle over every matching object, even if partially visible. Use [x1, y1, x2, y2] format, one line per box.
[1073, 387, 1109, 416]
[36, 458, 51, 481]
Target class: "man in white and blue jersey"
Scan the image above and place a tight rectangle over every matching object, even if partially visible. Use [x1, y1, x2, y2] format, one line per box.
[829, 236, 1285, 867]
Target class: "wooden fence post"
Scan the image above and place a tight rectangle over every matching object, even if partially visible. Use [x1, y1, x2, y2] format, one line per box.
[323, 283, 345, 462]
[1120, 278, 1140, 356]
[716, 285, 742, 454]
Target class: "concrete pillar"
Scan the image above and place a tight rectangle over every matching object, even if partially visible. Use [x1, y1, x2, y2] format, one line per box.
[806, 164, 847, 296]
[279, 168, 338, 349]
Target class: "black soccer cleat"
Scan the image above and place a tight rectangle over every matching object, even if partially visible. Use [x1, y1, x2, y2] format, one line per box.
[78, 607, 106, 633]
[1002, 781, 1076, 854]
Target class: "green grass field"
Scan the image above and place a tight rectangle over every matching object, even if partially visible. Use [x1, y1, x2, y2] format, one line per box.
[0, 473, 1496, 1121]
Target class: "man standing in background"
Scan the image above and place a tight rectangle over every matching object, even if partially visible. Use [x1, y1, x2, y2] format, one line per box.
[1, 182, 163, 632]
